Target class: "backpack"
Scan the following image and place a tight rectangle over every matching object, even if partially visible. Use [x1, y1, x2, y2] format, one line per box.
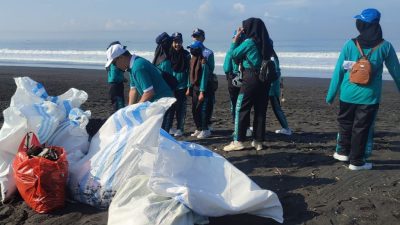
[161, 71, 178, 91]
[259, 59, 278, 82]
[350, 40, 382, 85]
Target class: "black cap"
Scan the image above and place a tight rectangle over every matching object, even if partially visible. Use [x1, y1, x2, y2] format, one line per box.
[192, 28, 205, 37]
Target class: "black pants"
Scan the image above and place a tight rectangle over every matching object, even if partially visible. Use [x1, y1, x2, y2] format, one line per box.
[166, 88, 187, 131]
[109, 82, 125, 112]
[269, 96, 289, 129]
[192, 88, 211, 131]
[337, 101, 379, 166]
[227, 75, 241, 123]
[234, 70, 270, 142]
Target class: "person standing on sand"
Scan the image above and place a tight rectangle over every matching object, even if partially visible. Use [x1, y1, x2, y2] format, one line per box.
[152, 32, 175, 132]
[223, 17, 274, 151]
[167, 32, 191, 137]
[326, 8, 400, 170]
[191, 28, 216, 132]
[106, 41, 127, 112]
[186, 40, 213, 139]
[223, 30, 253, 137]
[105, 43, 173, 103]
[268, 42, 292, 136]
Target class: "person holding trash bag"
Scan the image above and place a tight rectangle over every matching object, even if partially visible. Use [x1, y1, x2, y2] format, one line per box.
[105, 42, 173, 104]
[326, 8, 400, 170]
[223, 17, 275, 151]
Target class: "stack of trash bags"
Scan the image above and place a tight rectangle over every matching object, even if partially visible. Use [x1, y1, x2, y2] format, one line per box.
[0, 77, 283, 224]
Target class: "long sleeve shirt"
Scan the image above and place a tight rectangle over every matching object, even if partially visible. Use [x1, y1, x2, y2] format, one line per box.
[326, 40, 400, 105]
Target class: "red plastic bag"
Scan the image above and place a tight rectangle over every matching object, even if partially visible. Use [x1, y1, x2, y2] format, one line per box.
[12, 133, 68, 213]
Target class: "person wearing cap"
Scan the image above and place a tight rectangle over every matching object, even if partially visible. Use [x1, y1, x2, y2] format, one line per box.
[223, 18, 274, 151]
[326, 8, 400, 170]
[105, 43, 173, 104]
[106, 41, 127, 112]
[186, 40, 213, 139]
[191, 28, 216, 133]
[268, 41, 292, 136]
[166, 32, 191, 137]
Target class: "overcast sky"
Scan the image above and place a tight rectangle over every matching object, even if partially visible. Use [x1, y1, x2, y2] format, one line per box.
[0, 0, 398, 45]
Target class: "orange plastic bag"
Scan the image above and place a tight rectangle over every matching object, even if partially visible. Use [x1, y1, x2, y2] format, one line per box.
[12, 133, 68, 213]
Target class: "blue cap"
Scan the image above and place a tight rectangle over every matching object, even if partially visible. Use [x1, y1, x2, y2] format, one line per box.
[156, 32, 171, 45]
[354, 8, 381, 23]
[187, 41, 204, 49]
[192, 28, 205, 37]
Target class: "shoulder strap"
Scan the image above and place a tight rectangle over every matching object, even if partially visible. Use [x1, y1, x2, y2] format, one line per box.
[356, 40, 384, 59]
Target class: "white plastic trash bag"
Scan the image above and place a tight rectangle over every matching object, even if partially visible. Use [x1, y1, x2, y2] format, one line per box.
[0, 77, 88, 202]
[47, 108, 91, 164]
[108, 175, 208, 225]
[145, 131, 284, 223]
[68, 98, 175, 208]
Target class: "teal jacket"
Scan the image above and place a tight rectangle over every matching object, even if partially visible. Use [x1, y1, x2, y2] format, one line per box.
[188, 47, 215, 92]
[107, 64, 125, 83]
[156, 60, 173, 74]
[223, 49, 240, 75]
[230, 38, 262, 70]
[173, 53, 191, 90]
[326, 40, 400, 105]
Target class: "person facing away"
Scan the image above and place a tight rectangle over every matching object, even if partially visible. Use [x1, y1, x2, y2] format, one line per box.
[268, 41, 292, 136]
[106, 41, 127, 112]
[152, 32, 175, 132]
[223, 17, 275, 151]
[105, 43, 173, 104]
[326, 8, 400, 171]
[186, 40, 213, 139]
[166, 32, 191, 137]
[191, 28, 216, 132]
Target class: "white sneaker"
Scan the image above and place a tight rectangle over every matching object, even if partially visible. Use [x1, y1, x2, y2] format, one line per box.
[223, 141, 245, 151]
[191, 130, 201, 137]
[251, 140, 263, 151]
[349, 163, 372, 171]
[275, 128, 292, 135]
[333, 152, 349, 162]
[246, 127, 253, 137]
[169, 128, 177, 135]
[197, 130, 211, 139]
[174, 129, 183, 137]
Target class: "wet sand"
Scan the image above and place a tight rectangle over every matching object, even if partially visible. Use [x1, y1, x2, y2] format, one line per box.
[0, 66, 399, 225]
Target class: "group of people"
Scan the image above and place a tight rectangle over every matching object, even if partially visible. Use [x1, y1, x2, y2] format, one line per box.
[105, 8, 400, 171]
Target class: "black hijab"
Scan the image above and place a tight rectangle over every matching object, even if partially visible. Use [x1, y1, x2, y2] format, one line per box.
[170, 47, 189, 73]
[355, 19, 383, 48]
[242, 17, 274, 59]
[152, 39, 172, 66]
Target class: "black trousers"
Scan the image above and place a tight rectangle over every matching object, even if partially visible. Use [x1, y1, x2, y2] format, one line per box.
[192, 87, 211, 131]
[109, 82, 125, 112]
[234, 70, 270, 142]
[167, 88, 187, 131]
[337, 101, 379, 166]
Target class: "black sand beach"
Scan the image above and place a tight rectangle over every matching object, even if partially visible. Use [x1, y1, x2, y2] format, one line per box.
[0, 66, 399, 225]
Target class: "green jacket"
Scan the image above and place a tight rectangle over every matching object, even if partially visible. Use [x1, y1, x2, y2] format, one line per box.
[230, 38, 262, 70]
[326, 40, 400, 105]
[223, 49, 240, 75]
[107, 64, 125, 83]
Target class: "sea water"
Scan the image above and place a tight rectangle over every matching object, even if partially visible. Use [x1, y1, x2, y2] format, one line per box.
[0, 39, 398, 80]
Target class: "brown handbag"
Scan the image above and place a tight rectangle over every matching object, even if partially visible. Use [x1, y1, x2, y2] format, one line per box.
[350, 40, 382, 85]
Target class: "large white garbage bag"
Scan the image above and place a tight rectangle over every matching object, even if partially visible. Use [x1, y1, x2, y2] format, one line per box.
[0, 77, 88, 202]
[144, 131, 283, 223]
[68, 98, 175, 208]
[47, 108, 91, 164]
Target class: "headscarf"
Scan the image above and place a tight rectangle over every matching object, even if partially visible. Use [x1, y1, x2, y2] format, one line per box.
[355, 19, 383, 48]
[170, 47, 189, 73]
[242, 17, 274, 59]
[152, 38, 173, 66]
